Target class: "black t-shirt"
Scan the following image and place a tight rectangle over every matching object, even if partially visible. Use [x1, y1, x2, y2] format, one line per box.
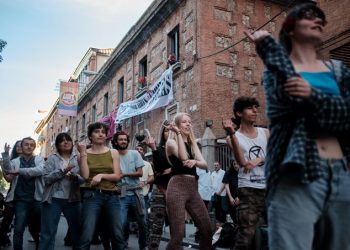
[152, 146, 172, 188]
[222, 170, 238, 198]
[168, 142, 198, 179]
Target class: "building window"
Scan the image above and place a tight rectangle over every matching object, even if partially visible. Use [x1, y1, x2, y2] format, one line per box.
[103, 93, 109, 116]
[139, 57, 147, 89]
[82, 114, 86, 132]
[139, 56, 147, 78]
[330, 42, 350, 68]
[118, 77, 124, 104]
[168, 26, 180, 61]
[92, 104, 96, 122]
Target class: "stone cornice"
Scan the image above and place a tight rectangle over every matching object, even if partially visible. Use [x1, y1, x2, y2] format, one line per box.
[78, 0, 185, 108]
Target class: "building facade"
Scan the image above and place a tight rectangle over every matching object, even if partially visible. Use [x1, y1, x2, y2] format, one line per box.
[36, 0, 347, 169]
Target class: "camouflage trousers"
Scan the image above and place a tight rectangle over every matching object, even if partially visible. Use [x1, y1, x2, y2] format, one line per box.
[234, 187, 266, 250]
[148, 185, 167, 250]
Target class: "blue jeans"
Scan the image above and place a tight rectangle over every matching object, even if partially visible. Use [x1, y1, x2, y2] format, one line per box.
[13, 200, 41, 250]
[120, 194, 147, 249]
[268, 159, 350, 250]
[39, 198, 81, 250]
[79, 190, 124, 250]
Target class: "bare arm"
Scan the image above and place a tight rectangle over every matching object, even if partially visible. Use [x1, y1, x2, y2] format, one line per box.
[122, 167, 143, 178]
[77, 143, 89, 179]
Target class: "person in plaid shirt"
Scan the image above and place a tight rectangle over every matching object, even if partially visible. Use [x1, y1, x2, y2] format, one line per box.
[246, 3, 350, 250]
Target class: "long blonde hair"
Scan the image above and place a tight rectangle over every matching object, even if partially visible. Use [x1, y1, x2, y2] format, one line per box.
[167, 112, 202, 161]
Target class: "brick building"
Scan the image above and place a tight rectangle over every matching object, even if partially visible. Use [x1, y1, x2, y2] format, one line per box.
[318, 0, 350, 67]
[36, 0, 348, 168]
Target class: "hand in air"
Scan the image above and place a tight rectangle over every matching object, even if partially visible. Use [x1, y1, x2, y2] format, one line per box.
[3, 143, 11, 154]
[244, 30, 271, 44]
[221, 118, 236, 134]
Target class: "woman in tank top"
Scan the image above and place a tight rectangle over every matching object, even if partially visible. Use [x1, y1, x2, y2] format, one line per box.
[165, 113, 212, 250]
[79, 122, 124, 250]
[246, 3, 350, 250]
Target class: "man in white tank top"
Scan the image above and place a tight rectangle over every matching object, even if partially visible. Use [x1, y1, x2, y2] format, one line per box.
[222, 96, 269, 250]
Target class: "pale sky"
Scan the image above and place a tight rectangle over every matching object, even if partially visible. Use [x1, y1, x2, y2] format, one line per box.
[0, 0, 153, 150]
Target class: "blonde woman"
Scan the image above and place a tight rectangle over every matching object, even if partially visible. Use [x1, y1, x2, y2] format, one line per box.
[165, 113, 211, 250]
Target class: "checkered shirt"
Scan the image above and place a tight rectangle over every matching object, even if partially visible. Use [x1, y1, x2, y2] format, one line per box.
[255, 36, 350, 190]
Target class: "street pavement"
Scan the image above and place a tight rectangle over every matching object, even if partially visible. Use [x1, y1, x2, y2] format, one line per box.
[0, 215, 205, 249]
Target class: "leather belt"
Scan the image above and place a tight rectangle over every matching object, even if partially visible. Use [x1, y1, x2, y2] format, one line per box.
[82, 187, 119, 195]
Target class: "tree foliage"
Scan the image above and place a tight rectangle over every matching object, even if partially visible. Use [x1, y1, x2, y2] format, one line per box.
[0, 39, 7, 63]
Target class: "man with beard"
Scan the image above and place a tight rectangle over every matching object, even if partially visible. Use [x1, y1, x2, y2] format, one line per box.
[111, 131, 147, 250]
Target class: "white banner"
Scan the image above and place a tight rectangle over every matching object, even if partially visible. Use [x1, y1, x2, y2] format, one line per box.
[116, 68, 173, 123]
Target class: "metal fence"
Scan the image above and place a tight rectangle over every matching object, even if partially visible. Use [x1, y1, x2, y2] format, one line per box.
[215, 141, 234, 171]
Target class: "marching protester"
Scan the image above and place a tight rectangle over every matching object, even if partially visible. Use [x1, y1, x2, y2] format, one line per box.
[1, 137, 45, 250]
[135, 143, 154, 210]
[79, 122, 124, 250]
[165, 112, 211, 250]
[210, 161, 227, 223]
[222, 96, 269, 249]
[246, 3, 350, 249]
[0, 140, 22, 247]
[112, 131, 147, 250]
[222, 159, 239, 224]
[38, 133, 86, 250]
[145, 120, 173, 250]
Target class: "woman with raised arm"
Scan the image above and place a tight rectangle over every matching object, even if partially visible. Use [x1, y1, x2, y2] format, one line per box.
[246, 3, 350, 250]
[165, 113, 212, 250]
[0, 140, 22, 247]
[79, 122, 124, 250]
[38, 133, 86, 250]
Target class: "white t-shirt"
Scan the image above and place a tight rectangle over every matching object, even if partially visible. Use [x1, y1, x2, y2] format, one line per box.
[211, 169, 226, 196]
[196, 168, 212, 201]
[139, 160, 154, 196]
[235, 127, 267, 189]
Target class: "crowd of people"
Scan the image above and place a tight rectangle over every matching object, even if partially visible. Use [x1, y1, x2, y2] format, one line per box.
[0, 3, 349, 250]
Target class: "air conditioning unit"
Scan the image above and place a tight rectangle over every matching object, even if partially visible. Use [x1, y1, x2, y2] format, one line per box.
[48, 123, 53, 129]
[64, 126, 70, 133]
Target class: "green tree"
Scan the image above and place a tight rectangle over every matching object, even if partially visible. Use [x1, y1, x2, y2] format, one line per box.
[0, 39, 7, 63]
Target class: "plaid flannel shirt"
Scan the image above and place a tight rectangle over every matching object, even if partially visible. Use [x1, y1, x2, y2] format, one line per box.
[255, 36, 350, 190]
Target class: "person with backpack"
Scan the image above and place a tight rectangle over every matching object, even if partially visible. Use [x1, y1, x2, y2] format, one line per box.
[246, 3, 350, 250]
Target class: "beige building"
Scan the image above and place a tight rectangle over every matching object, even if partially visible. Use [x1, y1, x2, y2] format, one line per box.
[35, 48, 113, 156]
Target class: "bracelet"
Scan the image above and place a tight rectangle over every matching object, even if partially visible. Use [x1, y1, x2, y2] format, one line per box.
[176, 131, 181, 135]
[80, 153, 87, 157]
[228, 131, 235, 136]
